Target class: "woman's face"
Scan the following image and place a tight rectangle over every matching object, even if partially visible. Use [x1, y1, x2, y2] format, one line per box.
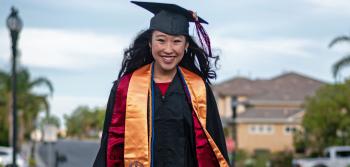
[150, 30, 189, 74]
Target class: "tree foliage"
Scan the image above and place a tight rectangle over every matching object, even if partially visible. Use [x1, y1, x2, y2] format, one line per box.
[329, 35, 350, 78]
[0, 67, 53, 145]
[301, 80, 350, 155]
[64, 106, 105, 138]
[39, 114, 61, 128]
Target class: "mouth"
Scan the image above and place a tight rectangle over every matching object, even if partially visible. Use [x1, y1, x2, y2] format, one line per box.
[161, 56, 175, 64]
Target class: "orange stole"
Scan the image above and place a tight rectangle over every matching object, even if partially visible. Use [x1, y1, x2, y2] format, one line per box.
[124, 64, 151, 167]
[179, 67, 229, 167]
[124, 64, 229, 167]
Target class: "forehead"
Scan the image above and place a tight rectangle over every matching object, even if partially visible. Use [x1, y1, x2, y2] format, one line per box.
[152, 30, 186, 38]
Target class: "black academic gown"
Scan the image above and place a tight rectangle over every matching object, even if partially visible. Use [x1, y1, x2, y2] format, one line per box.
[153, 73, 196, 166]
[93, 72, 229, 167]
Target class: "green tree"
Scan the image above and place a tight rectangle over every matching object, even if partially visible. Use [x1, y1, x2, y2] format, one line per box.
[0, 70, 10, 146]
[329, 35, 350, 78]
[0, 68, 53, 145]
[270, 151, 293, 167]
[302, 80, 350, 155]
[64, 106, 105, 138]
[39, 114, 61, 128]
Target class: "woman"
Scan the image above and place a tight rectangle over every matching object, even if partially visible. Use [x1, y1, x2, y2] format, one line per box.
[93, 1, 230, 167]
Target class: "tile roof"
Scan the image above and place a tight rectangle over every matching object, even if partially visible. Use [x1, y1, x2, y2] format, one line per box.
[238, 108, 301, 120]
[213, 72, 325, 101]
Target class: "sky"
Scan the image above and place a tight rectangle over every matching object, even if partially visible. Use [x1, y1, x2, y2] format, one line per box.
[1, 0, 350, 128]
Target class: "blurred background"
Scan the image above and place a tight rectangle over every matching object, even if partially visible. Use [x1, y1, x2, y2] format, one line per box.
[1, 0, 350, 167]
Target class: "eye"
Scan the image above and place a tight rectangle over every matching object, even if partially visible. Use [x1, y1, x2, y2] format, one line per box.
[156, 38, 165, 43]
[174, 39, 183, 43]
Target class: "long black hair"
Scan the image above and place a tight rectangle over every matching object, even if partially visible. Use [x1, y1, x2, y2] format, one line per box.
[117, 29, 219, 84]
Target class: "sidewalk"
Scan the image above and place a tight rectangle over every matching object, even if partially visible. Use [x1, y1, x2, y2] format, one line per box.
[34, 142, 46, 167]
[21, 142, 46, 167]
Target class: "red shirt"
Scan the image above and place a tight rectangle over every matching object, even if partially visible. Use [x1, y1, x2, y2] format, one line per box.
[155, 82, 171, 96]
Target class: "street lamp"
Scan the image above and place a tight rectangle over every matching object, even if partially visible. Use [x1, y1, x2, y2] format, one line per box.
[6, 6, 23, 167]
[231, 96, 238, 167]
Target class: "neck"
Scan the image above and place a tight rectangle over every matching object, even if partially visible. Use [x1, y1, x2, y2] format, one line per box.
[153, 64, 177, 83]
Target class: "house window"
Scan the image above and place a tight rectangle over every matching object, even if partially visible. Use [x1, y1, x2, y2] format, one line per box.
[250, 125, 256, 133]
[266, 125, 273, 133]
[249, 124, 274, 135]
[284, 125, 296, 135]
[258, 126, 264, 132]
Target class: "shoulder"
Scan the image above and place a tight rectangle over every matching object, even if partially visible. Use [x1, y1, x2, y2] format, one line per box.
[179, 66, 204, 83]
[205, 83, 216, 100]
[113, 73, 133, 93]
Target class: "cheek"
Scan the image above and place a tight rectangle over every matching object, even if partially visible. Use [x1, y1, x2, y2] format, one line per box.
[150, 43, 159, 57]
[176, 46, 186, 56]
[176, 48, 185, 62]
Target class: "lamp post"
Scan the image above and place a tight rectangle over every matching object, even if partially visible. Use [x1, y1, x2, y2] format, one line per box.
[6, 6, 23, 166]
[231, 96, 238, 167]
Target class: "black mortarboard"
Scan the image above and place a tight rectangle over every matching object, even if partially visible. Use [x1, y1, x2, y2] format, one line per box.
[131, 1, 208, 35]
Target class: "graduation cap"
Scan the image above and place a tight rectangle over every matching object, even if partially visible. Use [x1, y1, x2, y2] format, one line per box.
[131, 1, 212, 55]
[131, 1, 208, 35]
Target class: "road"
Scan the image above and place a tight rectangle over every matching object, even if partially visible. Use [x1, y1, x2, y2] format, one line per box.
[38, 139, 100, 167]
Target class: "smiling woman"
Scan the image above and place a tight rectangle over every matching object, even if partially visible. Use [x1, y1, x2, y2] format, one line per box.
[150, 30, 188, 82]
[93, 1, 230, 167]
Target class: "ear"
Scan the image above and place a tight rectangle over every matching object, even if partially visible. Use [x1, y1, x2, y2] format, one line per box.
[185, 42, 189, 50]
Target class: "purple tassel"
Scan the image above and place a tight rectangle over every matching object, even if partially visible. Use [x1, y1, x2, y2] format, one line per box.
[192, 11, 212, 56]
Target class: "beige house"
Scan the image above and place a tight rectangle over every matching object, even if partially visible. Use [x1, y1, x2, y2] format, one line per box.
[213, 72, 325, 153]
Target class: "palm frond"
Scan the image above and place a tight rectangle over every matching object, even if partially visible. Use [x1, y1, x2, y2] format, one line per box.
[39, 95, 50, 116]
[329, 35, 350, 48]
[29, 77, 54, 96]
[332, 54, 350, 78]
[33, 95, 50, 116]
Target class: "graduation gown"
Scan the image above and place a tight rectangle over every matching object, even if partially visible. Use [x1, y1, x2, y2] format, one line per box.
[93, 64, 230, 167]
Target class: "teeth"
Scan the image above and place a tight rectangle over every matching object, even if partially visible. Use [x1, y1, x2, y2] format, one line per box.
[162, 56, 174, 63]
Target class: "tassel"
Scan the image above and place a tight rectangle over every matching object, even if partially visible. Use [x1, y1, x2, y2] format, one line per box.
[192, 11, 212, 56]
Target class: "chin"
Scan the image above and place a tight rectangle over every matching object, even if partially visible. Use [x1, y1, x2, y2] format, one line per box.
[159, 63, 178, 72]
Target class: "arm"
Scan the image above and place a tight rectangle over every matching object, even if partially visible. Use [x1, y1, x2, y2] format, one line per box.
[205, 83, 230, 164]
[93, 81, 119, 167]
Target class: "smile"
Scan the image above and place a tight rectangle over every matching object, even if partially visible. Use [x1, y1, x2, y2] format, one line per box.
[161, 56, 175, 63]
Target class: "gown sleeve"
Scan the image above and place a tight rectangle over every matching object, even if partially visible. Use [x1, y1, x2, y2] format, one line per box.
[205, 83, 230, 165]
[93, 80, 119, 167]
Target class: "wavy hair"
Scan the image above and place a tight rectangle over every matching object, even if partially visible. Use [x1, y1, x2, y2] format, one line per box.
[117, 29, 219, 84]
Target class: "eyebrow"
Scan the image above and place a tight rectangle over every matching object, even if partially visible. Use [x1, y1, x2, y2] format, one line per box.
[154, 34, 166, 38]
[154, 33, 184, 38]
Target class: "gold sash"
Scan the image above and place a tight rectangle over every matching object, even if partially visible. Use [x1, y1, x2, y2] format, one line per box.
[124, 64, 229, 167]
[179, 67, 229, 167]
[124, 64, 151, 166]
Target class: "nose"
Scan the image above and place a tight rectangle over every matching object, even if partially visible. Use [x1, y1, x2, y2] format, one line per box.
[163, 43, 174, 54]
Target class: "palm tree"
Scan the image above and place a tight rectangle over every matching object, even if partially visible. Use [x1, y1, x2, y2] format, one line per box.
[0, 67, 53, 145]
[0, 70, 10, 146]
[329, 35, 350, 78]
